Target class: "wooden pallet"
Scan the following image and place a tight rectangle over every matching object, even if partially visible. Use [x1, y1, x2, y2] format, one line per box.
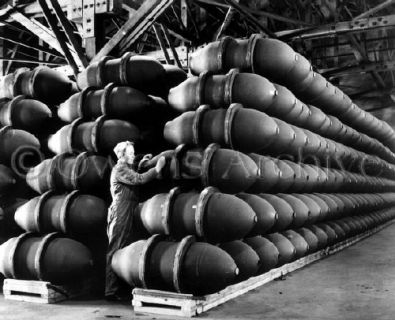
[3, 277, 93, 304]
[132, 219, 395, 317]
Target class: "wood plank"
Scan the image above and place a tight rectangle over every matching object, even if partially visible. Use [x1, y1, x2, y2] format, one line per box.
[132, 219, 395, 317]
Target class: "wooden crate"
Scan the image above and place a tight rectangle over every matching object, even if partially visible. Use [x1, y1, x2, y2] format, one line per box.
[132, 219, 395, 317]
[3, 278, 93, 304]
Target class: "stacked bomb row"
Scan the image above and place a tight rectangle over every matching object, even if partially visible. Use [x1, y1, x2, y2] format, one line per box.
[111, 208, 395, 295]
[24, 144, 395, 196]
[167, 69, 395, 165]
[0, 66, 80, 244]
[0, 55, 189, 285]
[0, 67, 98, 284]
[163, 103, 395, 180]
[188, 35, 395, 153]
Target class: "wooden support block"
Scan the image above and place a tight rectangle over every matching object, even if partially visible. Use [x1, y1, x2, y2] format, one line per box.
[132, 219, 395, 317]
[3, 278, 93, 304]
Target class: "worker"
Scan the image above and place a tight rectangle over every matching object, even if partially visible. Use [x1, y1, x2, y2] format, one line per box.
[105, 141, 166, 301]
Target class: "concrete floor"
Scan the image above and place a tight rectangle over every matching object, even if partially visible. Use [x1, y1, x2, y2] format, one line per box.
[1, 222, 395, 320]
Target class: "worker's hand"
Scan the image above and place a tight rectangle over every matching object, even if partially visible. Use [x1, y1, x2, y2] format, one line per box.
[141, 154, 153, 162]
[155, 156, 166, 176]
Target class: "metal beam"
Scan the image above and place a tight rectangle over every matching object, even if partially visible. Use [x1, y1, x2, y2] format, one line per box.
[354, 0, 395, 20]
[222, 0, 276, 37]
[9, 9, 81, 63]
[48, 0, 88, 67]
[0, 35, 63, 58]
[322, 60, 395, 77]
[153, 23, 171, 64]
[38, 0, 79, 76]
[277, 14, 395, 40]
[161, 23, 182, 68]
[0, 58, 64, 65]
[91, 0, 175, 63]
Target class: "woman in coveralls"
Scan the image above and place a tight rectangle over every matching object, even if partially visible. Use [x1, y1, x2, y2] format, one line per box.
[105, 141, 166, 300]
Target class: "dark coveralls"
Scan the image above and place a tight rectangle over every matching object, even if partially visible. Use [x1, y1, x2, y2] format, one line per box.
[105, 157, 159, 297]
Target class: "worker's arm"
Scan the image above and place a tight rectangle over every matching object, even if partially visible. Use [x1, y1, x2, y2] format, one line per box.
[115, 164, 158, 186]
[139, 150, 174, 169]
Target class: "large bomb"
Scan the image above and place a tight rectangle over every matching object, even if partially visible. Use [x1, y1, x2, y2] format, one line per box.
[0, 126, 41, 167]
[15, 191, 107, 235]
[244, 236, 279, 273]
[0, 67, 74, 104]
[111, 235, 238, 295]
[259, 194, 294, 231]
[77, 53, 169, 97]
[0, 96, 52, 132]
[58, 85, 167, 123]
[26, 152, 111, 194]
[137, 187, 256, 242]
[219, 241, 260, 282]
[165, 144, 258, 193]
[164, 104, 279, 153]
[0, 233, 93, 284]
[48, 116, 140, 154]
[264, 233, 296, 266]
[236, 193, 277, 236]
[188, 35, 395, 152]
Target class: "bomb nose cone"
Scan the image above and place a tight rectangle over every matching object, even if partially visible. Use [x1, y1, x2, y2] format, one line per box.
[168, 77, 200, 112]
[265, 233, 296, 266]
[182, 242, 238, 294]
[42, 237, 93, 284]
[231, 108, 279, 152]
[219, 241, 260, 282]
[14, 198, 39, 232]
[58, 93, 80, 122]
[207, 147, 258, 193]
[32, 67, 74, 104]
[189, 40, 223, 75]
[282, 230, 309, 259]
[277, 194, 309, 228]
[306, 225, 328, 249]
[244, 236, 279, 273]
[205, 192, 256, 242]
[164, 112, 195, 146]
[26, 159, 51, 194]
[237, 193, 277, 236]
[259, 194, 293, 231]
[316, 224, 338, 245]
[295, 228, 319, 253]
[163, 64, 188, 90]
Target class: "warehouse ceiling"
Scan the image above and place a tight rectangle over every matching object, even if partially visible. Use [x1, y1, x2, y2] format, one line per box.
[0, 0, 394, 113]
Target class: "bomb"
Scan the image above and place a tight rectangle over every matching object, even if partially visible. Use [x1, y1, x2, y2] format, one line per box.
[111, 235, 238, 295]
[0, 67, 74, 104]
[264, 233, 296, 266]
[219, 241, 260, 282]
[26, 152, 111, 194]
[58, 85, 168, 123]
[77, 53, 169, 97]
[259, 194, 294, 231]
[281, 230, 309, 259]
[137, 187, 257, 242]
[166, 144, 258, 193]
[14, 191, 107, 235]
[244, 236, 279, 273]
[0, 233, 93, 284]
[0, 96, 52, 132]
[164, 104, 279, 153]
[48, 116, 140, 154]
[236, 193, 277, 236]
[0, 126, 41, 167]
